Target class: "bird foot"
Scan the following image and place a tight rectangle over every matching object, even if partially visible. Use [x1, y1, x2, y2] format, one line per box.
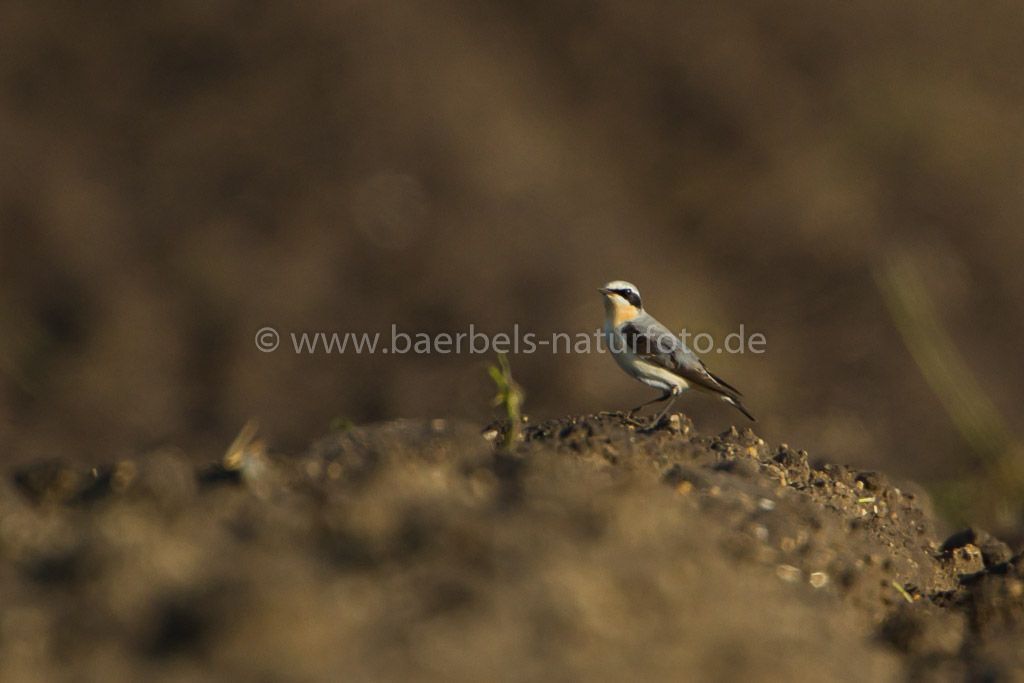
[639, 412, 679, 433]
[619, 412, 647, 428]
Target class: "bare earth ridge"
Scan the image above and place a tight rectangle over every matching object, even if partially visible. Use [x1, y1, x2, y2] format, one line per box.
[2, 414, 1022, 682]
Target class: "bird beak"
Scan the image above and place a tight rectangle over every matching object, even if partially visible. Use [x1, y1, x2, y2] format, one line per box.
[597, 287, 611, 295]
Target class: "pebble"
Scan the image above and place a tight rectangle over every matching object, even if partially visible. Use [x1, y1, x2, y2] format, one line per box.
[776, 564, 801, 583]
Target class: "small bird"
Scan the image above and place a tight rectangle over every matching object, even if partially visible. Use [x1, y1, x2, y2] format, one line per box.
[599, 280, 755, 423]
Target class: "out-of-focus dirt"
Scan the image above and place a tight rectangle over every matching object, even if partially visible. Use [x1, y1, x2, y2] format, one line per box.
[2, 413, 1022, 682]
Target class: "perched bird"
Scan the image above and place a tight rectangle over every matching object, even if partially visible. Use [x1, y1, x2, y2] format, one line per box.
[598, 280, 755, 423]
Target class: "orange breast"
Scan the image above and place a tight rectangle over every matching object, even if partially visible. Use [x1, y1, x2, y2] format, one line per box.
[611, 302, 639, 326]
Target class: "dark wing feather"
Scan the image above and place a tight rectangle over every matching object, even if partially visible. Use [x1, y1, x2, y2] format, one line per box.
[621, 321, 755, 421]
[670, 357, 742, 401]
[701, 362, 743, 397]
[622, 322, 734, 396]
[620, 322, 659, 357]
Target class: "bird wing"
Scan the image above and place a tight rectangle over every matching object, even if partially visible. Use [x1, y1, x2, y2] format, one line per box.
[620, 318, 744, 400]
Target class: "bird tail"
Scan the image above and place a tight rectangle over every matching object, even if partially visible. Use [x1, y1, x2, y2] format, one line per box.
[723, 396, 756, 421]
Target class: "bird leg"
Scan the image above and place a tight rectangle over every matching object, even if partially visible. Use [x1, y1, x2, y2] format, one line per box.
[652, 389, 681, 425]
[628, 390, 672, 417]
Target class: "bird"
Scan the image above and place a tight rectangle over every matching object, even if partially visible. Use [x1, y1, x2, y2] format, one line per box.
[598, 280, 755, 424]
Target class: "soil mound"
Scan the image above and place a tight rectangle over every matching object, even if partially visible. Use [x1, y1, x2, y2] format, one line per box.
[2, 414, 1021, 681]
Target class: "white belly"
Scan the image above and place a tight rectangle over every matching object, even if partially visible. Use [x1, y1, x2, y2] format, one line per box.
[629, 358, 690, 392]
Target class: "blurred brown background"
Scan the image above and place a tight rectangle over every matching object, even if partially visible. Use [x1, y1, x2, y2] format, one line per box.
[1, 0, 1021, 522]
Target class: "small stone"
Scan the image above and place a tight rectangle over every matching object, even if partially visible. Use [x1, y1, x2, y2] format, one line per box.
[661, 465, 708, 490]
[855, 471, 886, 492]
[776, 564, 801, 583]
[111, 460, 137, 493]
[304, 459, 323, 479]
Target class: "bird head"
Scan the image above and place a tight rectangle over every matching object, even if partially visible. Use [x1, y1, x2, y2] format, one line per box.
[598, 280, 644, 323]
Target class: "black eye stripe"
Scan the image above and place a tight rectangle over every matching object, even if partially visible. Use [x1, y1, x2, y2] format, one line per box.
[614, 289, 642, 308]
